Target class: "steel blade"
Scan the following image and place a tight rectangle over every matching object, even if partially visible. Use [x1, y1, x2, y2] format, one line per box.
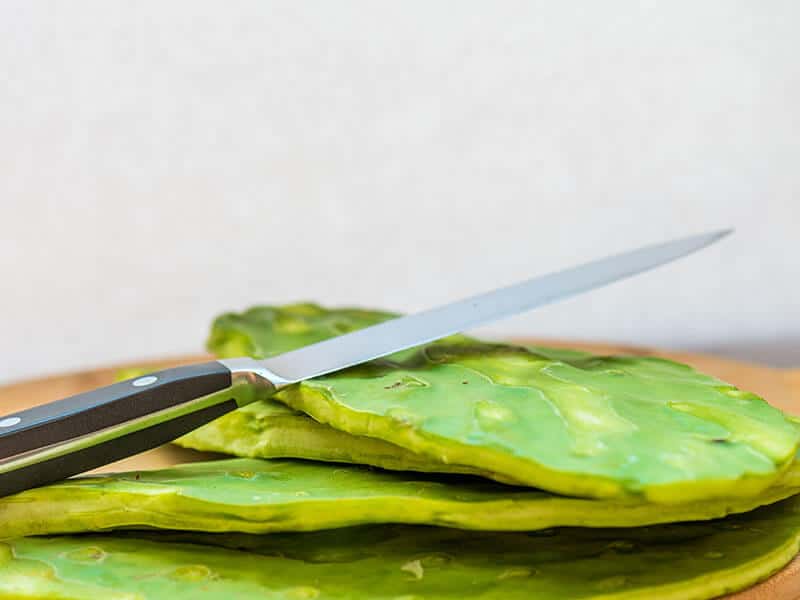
[261, 229, 731, 383]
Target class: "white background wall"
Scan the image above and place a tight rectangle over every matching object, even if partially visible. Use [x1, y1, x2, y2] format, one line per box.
[1, 2, 798, 384]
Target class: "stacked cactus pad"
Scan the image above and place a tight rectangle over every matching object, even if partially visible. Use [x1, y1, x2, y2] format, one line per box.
[2, 304, 800, 599]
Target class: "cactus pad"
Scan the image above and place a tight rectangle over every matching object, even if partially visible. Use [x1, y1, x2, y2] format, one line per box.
[3, 495, 800, 598]
[2, 458, 799, 538]
[197, 304, 800, 502]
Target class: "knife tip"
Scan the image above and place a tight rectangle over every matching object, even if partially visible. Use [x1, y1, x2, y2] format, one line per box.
[695, 228, 733, 243]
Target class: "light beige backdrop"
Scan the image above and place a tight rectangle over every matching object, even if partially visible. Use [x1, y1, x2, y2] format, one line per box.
[0, 1, 798, 383]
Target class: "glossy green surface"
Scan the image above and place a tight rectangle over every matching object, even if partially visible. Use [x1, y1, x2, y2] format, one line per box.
[3, 458, 799, 539]
[176, 401, 499, 480]
[166, 305, 512, 480]
[4, 495, 800, 599]
[122, 386, 495, 484]
[204, 304, 800, 501]
[207, 303, 397, 359]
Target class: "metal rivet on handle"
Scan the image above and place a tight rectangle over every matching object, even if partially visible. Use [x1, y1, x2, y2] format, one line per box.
[0, 417, 21, 427]
[132, 376, 158, 387]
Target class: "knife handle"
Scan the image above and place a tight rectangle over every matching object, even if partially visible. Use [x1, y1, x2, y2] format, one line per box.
[0, 395, 238, 498]
[0, 361, 278, 497]
[0, 362, 233, 459]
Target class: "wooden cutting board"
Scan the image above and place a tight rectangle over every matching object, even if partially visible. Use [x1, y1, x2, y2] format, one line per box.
[1, 340, 798, 599]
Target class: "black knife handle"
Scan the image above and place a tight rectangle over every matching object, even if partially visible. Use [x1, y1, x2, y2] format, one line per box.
[0, 397, 238, 498]
[0, 362, 232, 459]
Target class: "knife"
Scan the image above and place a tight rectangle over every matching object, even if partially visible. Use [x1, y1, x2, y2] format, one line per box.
[0, 230, 730, 497]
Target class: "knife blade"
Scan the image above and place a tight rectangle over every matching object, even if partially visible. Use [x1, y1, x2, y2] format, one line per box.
[0, 229, 730, 496]
[257, 229, 731, 384]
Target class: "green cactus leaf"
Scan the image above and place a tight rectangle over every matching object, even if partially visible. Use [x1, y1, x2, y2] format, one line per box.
[3, 494, 800, 599]
[193, 304, 799, 502]
[174, 400, 510, 482]
[2, 458, 799, 539]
